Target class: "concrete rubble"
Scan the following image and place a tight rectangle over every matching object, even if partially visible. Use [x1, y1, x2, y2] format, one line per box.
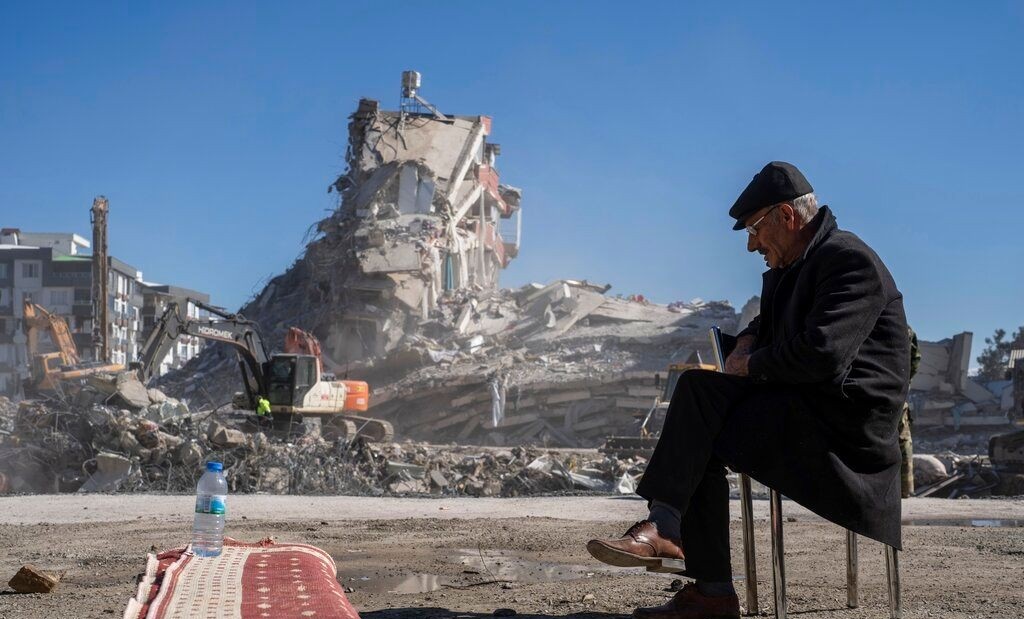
[910, 332, 1018, 429]
[0, 391, 650, 497]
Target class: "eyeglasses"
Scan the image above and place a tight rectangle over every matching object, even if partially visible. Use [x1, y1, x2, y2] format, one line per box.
[745, 204, 780, 236]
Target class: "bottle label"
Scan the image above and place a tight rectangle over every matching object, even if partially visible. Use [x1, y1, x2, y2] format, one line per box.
[196, 494, 227, 515]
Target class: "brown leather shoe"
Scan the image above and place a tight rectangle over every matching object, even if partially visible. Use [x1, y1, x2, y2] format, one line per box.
[586, 520, 685, 572]
[633, 583, 740, 619]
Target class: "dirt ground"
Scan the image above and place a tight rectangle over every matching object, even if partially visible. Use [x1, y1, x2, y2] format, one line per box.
[0, 496, 1021, 618]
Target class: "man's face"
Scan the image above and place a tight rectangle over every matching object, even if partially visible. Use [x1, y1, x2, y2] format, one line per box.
[745, 204, 792, 268]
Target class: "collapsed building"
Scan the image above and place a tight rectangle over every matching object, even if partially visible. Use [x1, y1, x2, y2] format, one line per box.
[157, 73, 740, 446]
[910, 332, 1018, 428]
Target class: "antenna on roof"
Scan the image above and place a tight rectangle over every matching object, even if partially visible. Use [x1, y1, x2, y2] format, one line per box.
[399, 70, 447, 126]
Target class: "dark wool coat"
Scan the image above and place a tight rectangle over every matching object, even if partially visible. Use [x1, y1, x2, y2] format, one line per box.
[737, 206, 910, 549]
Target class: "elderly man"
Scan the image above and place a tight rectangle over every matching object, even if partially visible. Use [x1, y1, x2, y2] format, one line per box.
[587, 162, 910, 619]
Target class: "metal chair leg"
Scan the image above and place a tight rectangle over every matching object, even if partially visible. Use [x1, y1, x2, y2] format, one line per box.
[739, 473, 758, 615]
[769, 489, 787, 619]
[846, 530, 858, 608]
[885, 545, 902, 619]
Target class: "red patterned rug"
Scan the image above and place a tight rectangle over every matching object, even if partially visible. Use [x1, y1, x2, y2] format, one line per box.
[124, 538, 361, 619]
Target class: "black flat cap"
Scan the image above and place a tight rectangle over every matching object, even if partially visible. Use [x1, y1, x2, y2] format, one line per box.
[730, 161, 813, 230]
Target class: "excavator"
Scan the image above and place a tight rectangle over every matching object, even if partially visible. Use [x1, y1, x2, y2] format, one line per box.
[132, 299, 392, 441]
[22, 299, 123, 396]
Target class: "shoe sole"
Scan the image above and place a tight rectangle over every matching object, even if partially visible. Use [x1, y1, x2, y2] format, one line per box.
[586, 540, 687, 574]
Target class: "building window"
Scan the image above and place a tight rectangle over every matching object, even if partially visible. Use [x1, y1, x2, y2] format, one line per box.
[22, 263, 40, 278]
[0, 264, 7, 279]
[0, 288, 9, 307]
[74, 288, 90, 304]
[49, 290, 70, 306]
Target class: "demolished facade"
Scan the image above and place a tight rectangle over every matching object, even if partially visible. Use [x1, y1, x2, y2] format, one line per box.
[157, 76, 740, 447]
[910, 332, 1018, 429]
[319, 96, 523, 362]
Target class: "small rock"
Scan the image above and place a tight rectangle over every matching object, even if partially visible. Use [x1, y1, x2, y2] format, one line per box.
[147, 388, 168, 404]
[429, 469, 449, 489]
[209, 424, 246, 449]
[581, 593, 596, 603]
[914, 454, 949, 486]
[665, 578, 684, 592]
[8, 564, 62, 593]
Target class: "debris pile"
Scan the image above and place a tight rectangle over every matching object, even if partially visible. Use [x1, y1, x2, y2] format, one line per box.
[907, 431, 1024, 499]
[158, 284, 737, 446]
[0, 381, 199, 494]
[0, 392, 650, 496]
[910, 332, 1017, 429]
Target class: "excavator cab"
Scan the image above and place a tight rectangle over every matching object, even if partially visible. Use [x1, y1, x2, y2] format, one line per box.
[29, 353, 66, 391]
[266, 354, 318, 407]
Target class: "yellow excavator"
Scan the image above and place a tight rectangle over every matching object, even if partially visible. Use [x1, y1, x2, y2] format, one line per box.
[22, 299, 123, 395]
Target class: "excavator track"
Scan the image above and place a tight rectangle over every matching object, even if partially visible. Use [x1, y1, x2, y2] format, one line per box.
[600, 436, 658, 459]
[322, 415, 394, 443]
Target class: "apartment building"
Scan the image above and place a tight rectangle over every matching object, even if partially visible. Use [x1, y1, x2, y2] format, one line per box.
[139, 284, 210, 377]
[0, 228, 208, 394]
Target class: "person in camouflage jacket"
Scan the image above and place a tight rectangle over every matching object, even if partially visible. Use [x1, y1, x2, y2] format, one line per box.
[900, 327, 921, 497]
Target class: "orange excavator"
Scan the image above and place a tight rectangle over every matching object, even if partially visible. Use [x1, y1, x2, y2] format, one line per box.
[22, 299, 123, 395]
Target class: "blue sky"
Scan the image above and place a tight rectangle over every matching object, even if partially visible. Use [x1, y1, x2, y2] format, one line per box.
[2, 2, 1022, 366]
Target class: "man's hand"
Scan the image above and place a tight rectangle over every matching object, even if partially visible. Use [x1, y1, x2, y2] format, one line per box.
[724, 335, 755, 376]
[724, 353, 750, 376]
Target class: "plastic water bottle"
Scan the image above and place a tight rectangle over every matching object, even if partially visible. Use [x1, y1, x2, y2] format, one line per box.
[192, 461, 227, 558]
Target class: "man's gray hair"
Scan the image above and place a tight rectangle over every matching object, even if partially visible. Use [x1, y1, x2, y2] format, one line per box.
[790, 193, 819, 224]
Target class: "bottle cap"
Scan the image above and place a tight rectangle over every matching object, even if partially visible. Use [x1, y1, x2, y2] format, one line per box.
[206, 461, 223, 472]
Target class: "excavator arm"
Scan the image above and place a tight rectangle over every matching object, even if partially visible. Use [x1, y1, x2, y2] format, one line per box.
[133, 299, 271, 407]
[23, 299, 80, 365]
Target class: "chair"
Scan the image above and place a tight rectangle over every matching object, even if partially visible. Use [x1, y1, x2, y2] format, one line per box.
[737, 474, 902, 618]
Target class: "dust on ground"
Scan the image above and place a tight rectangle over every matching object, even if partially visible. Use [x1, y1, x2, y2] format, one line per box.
[0, 497, 1022, 618]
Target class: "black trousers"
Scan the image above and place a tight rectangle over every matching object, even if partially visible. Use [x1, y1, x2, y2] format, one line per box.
[636, 369, 827, 582]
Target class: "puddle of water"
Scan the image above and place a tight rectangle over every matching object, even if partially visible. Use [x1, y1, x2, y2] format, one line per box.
[341, 573, 450, 594]
[903, 518, 1024, 528]
[454, 549, 602, 583]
